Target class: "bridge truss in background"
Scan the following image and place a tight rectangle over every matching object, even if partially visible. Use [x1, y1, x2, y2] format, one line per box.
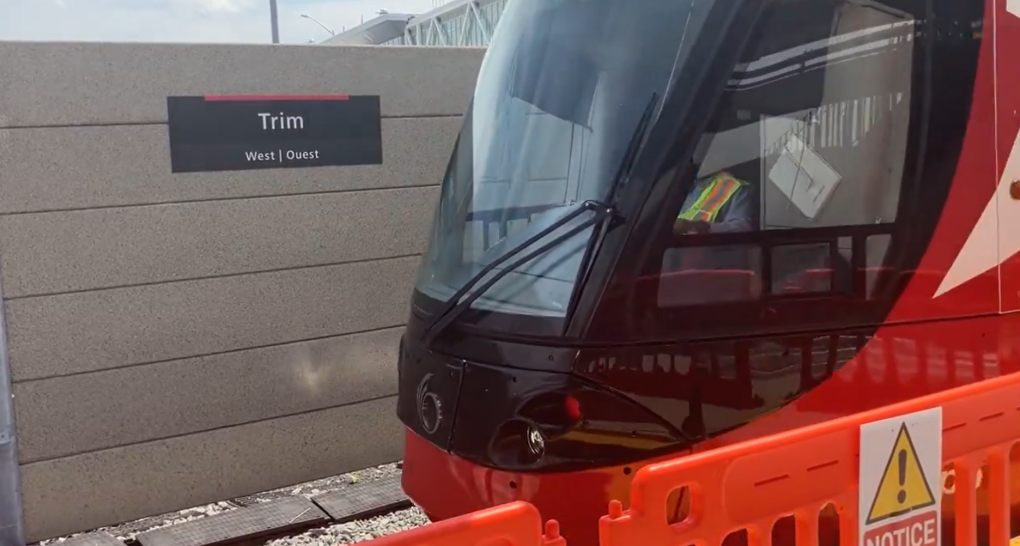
[393, 0, 507, 47]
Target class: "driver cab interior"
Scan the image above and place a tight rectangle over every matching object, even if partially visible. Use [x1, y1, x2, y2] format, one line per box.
[653, 0, 918, 313]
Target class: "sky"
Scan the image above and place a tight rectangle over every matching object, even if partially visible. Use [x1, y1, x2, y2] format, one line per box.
[0, 0, 443, 44]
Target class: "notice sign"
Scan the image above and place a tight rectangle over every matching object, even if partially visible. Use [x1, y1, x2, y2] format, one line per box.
[166, 94, 382, 173]
[859, 407, 942, 546]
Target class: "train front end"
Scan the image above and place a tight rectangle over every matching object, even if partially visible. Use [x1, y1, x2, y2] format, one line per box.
[397, 0, 706, 539]
[396, 0, 987, 543]
[397, 0, 697, 538]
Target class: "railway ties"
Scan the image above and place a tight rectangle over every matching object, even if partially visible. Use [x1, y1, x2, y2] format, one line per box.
[42, 470, 414, 546]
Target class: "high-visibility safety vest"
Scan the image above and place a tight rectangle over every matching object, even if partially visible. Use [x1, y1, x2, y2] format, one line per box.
[676, 172, 746, 223]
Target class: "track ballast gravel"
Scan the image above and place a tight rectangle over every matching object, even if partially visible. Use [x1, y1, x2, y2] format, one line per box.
[265, 506, 430, 546]
[37, 462, 429, 546]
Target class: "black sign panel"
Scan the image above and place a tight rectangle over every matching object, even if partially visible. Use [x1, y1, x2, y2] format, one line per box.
[166, 95, 383, 173]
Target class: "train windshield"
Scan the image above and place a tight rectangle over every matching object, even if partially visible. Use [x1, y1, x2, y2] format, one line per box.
[585, 0, 943, 343]
[413, 0, 705, 329]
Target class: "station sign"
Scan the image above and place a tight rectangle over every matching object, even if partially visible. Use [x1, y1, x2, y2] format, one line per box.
[166, 94, 383, 173]
[858, 407, 942, 546]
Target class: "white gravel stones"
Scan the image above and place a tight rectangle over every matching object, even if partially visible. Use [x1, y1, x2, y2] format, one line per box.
[234, 462, 402, 506]
[265, 506, 430, 546]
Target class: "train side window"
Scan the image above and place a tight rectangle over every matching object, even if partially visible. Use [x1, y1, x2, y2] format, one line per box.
[772, 243, 834, 294]
[658, 245, 762, 307]
[865, 234, 893, 299]
[655, 0, 922, 309]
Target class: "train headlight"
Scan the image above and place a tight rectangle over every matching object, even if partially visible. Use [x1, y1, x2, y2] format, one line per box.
[453, 370, 683, 472]
[526, 425, 546, 455]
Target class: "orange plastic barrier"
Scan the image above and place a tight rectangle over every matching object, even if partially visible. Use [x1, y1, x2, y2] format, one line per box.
[363, 501, 566, 546]
[599, 371, 1020, 546]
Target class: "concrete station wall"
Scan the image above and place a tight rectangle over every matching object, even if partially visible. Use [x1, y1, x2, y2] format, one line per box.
[0, 41, 484, 542]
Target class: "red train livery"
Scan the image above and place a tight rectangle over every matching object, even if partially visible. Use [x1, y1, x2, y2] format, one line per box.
[395, 0, 1020, 544]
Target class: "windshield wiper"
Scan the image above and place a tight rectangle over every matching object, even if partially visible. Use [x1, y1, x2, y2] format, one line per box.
[422, 200, 613, 348]
[422, 93, 659, 349]
[565, 92, 659, 328]
[605, 93, 660, 206]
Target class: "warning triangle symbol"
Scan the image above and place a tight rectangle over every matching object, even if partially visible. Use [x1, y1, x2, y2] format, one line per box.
[866, 423, 937, 524]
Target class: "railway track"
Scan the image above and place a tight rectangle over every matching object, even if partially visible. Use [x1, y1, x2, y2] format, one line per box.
[41, 463, 424, 546]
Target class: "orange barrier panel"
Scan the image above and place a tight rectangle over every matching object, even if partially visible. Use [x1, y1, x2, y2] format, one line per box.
[599, 371, 1020, 546]
[362, 501, 566, 546]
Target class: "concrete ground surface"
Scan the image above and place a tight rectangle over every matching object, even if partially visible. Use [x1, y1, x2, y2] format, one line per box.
[37, 462, 428, 546]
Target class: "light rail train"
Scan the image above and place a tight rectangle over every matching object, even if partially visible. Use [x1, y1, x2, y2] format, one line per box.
[395, 0, 1020, 543]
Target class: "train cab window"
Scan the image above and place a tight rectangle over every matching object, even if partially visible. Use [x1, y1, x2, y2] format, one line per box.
[631, 0, 932, 338]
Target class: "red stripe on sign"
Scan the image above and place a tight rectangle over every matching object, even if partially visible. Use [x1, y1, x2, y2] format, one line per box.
[203, 95, 350, 101]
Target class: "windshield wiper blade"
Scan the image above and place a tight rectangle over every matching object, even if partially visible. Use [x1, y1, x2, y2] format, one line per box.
[605, 92, 659, 205]
[422, 200, 613, 348]
[422, 94, 658, 349]
[565, 92, 659, 328]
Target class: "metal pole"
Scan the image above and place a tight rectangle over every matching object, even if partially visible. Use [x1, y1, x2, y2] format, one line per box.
[0, 253, 25, 546]
[301, 14, 336, 36]
[270, 0, 280, 43]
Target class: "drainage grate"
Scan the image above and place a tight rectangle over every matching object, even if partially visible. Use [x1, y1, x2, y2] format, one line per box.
[311, 474, 410, 522]
[135, 497, 328, 546]
[57, 532, 124, 546]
